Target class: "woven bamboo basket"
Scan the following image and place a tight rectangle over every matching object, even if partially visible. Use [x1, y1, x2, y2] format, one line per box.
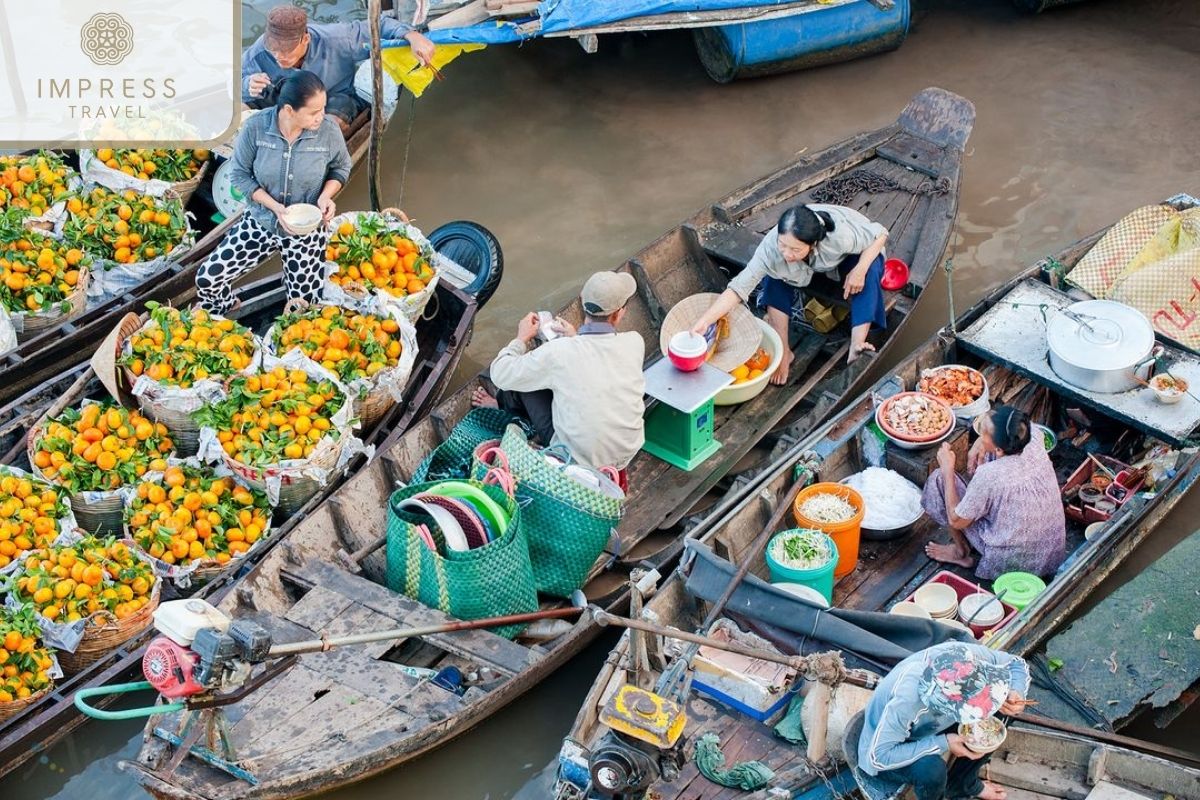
[221, 435, 345, 518]
[14, 267, 89, 343]
[57, 583, 160, 674]
[122, 519, 270, 593]
[162, 160, 209, 207]
[0, 685, 51, 723]
[355, 384, 395, 431]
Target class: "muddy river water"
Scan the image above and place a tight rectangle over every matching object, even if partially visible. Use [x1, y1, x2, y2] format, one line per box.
[6, 0, 1199, 797]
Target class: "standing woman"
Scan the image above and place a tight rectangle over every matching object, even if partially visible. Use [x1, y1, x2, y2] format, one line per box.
[691, 204, 889, 381]
[195, 70, 351, 314]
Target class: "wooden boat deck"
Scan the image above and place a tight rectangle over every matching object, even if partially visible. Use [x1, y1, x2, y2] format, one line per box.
[126, 88, 974, 800]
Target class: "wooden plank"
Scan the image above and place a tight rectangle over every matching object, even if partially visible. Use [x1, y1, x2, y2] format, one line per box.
[701, 225, 762, 269]
[314, 601, 405, 659]
[284, 585, 355, 633]
[282, 559, 539, 677]
[427, 0, 489, 29]
[876, 131, 945, 179]
[227, 663, 337, 749]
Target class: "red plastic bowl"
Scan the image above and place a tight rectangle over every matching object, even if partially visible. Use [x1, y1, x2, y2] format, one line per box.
[881, 258, 910, 291]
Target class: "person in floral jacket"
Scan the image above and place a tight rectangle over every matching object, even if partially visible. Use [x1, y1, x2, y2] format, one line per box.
[858, 642, 1033, 800]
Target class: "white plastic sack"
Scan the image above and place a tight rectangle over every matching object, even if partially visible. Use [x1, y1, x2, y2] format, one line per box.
[264, 296, 419, 405]
[0, 308, 16, 356]
[354, 60, 400, 123]
[86, 230, 196, 309]
[79, 150, 177, 197]
[321, 211, 440, 324]
[194, 349, 374, 506]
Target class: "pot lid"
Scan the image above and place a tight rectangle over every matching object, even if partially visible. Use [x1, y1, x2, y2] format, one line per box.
[1046, 300, 1154, 370]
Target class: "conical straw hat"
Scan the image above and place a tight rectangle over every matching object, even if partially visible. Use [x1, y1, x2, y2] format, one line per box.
[659, 293, 762, 371]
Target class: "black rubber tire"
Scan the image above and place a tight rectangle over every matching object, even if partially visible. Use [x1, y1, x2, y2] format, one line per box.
[427, 221, 504, 309]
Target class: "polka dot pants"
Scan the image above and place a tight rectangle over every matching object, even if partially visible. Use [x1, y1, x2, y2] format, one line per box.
[195, 215, 328, 314]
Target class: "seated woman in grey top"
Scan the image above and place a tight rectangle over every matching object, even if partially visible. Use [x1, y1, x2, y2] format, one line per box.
[195, 71, 351, 316]
[692, 204, 889, 381]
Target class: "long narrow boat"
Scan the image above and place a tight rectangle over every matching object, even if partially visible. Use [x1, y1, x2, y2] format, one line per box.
[552, 195, 1200, 800]
[119, 86, 973, 800]
[0, 115, 374, 407]
[0, 264, 487, 778]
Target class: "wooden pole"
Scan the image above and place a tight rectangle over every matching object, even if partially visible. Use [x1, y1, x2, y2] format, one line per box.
[367, 0, 385, 212]
[804, 680, 832, 763]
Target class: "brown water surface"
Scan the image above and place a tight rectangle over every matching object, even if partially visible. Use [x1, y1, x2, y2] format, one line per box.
[6, 1, 1200, 797]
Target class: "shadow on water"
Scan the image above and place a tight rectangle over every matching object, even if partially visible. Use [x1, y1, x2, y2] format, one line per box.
[6, 0, 1200, 797]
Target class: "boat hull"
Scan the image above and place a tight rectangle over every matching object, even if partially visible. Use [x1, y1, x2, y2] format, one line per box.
[694, 0, 910, 83]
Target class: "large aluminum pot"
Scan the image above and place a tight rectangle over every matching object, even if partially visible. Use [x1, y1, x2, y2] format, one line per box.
[1046, 300, 1156, 393]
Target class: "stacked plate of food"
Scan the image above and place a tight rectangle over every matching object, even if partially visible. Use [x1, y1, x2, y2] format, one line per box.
[917, 364, 989, 419]
[875, 391, 956, 450]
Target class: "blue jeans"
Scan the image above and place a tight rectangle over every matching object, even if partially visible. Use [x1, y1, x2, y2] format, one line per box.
[879, 753, 989, 800]
[758, 253, 887, 330]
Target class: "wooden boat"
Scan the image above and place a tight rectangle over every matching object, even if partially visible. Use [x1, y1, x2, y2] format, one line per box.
[693, 0, 909, 83]
[0, 266, 486, 779]
[118, 86, 973, 800]
[552, 195, 1200, 800]
[0, 114, 374, 408]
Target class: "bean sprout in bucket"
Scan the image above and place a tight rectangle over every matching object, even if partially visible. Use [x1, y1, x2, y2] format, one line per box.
[770, 529, 833, 570]
[796, 492, 856, 524]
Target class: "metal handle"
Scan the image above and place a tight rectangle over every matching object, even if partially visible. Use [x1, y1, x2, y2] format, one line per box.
[74, 681, 185, 720]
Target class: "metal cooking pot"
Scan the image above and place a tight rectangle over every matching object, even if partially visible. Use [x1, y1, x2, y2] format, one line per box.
[1046, 300, 1156, 393]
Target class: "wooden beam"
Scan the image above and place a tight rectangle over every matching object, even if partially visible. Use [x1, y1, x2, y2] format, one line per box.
[429, 0, 490, 29]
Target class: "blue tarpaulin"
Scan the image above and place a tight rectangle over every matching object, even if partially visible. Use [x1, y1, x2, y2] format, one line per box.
[382, 0, 842, 47]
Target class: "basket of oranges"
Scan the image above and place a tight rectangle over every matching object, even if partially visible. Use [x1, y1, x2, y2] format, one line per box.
[0, 604, 58, 722]
[28, 401, 174, 537]
[0, 466, 77, 570]
[0, 150, 80, 230]
[119, 303, 259, 456]
[62, 186, 193, 305]
[323, 211, 439, 322]
[80, 148, 211, 205]
[9, 534, 159, 674]
[0, 215, 91, 341]
[123, 463, 272, 588]
[267, 303, 417, 429]
[194, 357, 356, 516]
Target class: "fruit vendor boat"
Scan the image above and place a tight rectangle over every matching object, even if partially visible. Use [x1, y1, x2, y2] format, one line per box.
[0, 255, 497, 777]
[551, 194, 1200, 800]
[116, 86, 973, 799]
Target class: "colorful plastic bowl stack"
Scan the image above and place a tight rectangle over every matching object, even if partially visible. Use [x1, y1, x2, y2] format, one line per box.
[398, 481, 512, 555]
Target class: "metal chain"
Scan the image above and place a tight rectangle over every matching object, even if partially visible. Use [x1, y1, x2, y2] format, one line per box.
[809, 168, 952, 207]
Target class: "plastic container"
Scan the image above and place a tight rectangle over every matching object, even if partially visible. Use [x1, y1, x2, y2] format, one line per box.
[764, 530, 839, 604]
[991, 572, 1046, 610]
[713, 318, 784, 406]
[792, 482, 864, 579]
[667, 331, 708, 371]
[902, 571, 1018, 638]
[881, 258, 910, 291]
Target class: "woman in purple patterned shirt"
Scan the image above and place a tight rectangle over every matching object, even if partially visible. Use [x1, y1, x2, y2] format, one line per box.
[921, 405, 1067, 580]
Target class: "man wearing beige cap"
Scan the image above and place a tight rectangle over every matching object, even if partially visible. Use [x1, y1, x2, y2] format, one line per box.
[243, 5, 435, 135]
[474, 272, 646, 473]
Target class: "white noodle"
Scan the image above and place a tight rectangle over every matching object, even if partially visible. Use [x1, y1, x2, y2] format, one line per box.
[842, 468, 925, 530]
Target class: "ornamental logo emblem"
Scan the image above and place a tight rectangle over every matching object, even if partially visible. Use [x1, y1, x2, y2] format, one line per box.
[79, 12, 135, 66]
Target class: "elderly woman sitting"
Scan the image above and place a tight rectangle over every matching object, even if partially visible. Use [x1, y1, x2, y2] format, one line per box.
[922, 405, 1066, 579]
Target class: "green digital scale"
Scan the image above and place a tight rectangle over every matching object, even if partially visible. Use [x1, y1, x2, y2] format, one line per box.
[641, 359, 733, 471]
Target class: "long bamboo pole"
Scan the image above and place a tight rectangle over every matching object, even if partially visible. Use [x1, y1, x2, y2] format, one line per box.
[367, 0, 385, 212]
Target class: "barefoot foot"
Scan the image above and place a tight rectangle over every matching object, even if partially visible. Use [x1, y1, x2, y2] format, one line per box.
[847, 341, 876, 364]
[977, 780, 1008, 800]
[471, 387, 498, 409]
[925, 541, 976, 569]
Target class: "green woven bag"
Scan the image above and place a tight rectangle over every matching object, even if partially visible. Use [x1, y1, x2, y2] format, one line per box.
[384, 478, 538, 639]
[474, 424, 623, 598]
[411, 408, 519, 483]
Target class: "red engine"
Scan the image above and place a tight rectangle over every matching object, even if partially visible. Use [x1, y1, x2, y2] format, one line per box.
[143, 636, 205, 700]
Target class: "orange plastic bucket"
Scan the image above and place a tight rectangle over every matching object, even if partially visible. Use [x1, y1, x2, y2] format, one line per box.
[792, 482, 864, 579]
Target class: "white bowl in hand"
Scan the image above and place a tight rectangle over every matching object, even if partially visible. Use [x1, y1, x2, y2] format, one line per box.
[283, 203, 323, 236]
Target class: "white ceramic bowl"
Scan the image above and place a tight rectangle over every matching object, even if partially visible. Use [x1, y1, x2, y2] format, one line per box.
[959, 720, 1008, 754]
[889, 601, 932, 620]
[914, 582, 960, 618]
[1149, 374, 1187, 405]
[713, 318, 784, 406]
[1084, 521, 1106, 541]
[958, 592, 1004, 627]
[771, 581, 830, 608]
[283, 203, 323, 236]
